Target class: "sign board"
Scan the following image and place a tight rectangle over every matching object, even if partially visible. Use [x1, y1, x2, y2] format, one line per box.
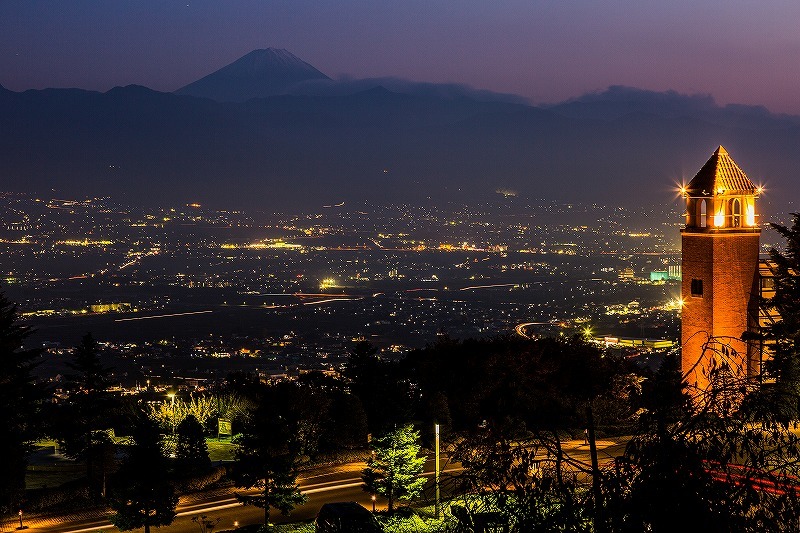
[218, 418, 232, 437]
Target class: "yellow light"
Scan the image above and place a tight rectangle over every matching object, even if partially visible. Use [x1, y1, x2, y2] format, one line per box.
[714, 210, 725, 227]
[746, 205, 755, 226]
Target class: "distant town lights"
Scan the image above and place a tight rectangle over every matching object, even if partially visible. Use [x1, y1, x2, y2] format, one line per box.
[320, 278, 337, 290]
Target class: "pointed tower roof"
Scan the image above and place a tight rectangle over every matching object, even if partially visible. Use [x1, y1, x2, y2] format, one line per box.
[685, 146, 757, 196]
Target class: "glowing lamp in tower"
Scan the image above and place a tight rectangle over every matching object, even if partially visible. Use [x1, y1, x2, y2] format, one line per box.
[714, 209, 725, 227]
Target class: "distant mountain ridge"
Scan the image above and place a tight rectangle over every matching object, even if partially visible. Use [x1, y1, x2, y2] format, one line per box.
[2, 58, 800, 215]
[175, 48, 330, 102]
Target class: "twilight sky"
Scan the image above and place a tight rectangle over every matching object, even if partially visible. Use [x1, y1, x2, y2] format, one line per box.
[2, 0, 799, 113]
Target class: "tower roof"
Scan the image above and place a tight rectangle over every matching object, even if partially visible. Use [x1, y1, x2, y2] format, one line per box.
[685, 146, 757, 196]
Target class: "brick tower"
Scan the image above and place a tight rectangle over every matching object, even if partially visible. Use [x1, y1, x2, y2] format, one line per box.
[680, 146, 761, 391]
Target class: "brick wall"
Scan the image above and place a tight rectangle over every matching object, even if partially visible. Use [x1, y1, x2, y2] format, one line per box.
[681, 231, 760, 390]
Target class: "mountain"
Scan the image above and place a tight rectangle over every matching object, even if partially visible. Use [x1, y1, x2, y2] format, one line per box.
[175, 48, 330, 102]
[548, 85, 800, 129]
[2, 83, 800, 215]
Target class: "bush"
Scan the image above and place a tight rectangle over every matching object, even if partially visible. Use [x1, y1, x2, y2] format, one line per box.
[25, 479, 92, 512]
[172, 465, 227, 494]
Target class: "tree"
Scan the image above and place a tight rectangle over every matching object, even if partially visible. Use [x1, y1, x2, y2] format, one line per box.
[321, 391, 368, 452]
[346, 341, 412, 432]
[109, 414, 177, 533]
[175, 414, 211, 476]
[606, 348, 800, 532]
[437, 336, 628, 532]
[763, 213, 800, 420]
[0, 291, 43, 513]
[362, 424, 426, 512]
[232, 390, 306, 525]
[62, 332, 116, 499]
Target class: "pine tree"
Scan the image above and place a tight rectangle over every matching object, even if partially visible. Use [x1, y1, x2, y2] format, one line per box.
[362, 424, 426, 512]
[763, 214, 800, 420]
[233, 393, 306, 525]
[0, 291, 43, 513]
[62, 332, 115, 498]
[109, 415, 177, 533]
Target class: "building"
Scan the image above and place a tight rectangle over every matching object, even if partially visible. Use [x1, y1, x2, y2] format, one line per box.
[650, 271, 669, 282]
[680, 146, 762, 391]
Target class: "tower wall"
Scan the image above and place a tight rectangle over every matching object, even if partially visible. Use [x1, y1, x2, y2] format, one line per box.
[681, 231, 760, 390]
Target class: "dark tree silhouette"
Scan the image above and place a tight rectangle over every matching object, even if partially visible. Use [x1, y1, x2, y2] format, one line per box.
[61, 332, 116, 499]
[762, 213, 800, 420]
[608, 346, 800, 533]
[174, 414, 211, 476]
[232, 388, 306, 525]
[346, 341, 411, 431]
[0, 291, 43, 513]
[109, 415, 177, 533]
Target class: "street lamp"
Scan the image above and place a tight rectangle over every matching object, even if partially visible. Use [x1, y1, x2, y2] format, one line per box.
[435, 422, 441, 520]
[167, 392, 176, 434]
[371, 494, 376, 512]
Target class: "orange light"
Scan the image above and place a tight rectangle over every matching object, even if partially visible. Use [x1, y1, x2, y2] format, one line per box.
[714, 210, 725, 227]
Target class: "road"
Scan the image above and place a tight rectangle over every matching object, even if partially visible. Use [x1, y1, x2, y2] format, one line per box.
[8, 439, 626, 533]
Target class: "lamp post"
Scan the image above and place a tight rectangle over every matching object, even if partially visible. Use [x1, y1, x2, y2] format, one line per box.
[371, 494, 376, 512]
[435, 422, 441, 520]
[167, 392, 176, 434]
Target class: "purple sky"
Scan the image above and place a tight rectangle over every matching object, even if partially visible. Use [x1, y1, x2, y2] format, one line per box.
[2, 0, 799, 113]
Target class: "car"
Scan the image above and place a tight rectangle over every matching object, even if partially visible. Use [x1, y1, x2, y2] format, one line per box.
[314, 502, 382, 533]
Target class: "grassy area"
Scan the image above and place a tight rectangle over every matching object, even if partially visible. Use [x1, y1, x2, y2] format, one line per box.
[378, 513, 448, 533]
[26, 463, 84, 490]
[207, 436, 237, 461]
[26, 441, 84, 489]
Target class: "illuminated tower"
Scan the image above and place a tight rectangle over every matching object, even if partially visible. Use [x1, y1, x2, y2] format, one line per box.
[680, 146, 761, 391]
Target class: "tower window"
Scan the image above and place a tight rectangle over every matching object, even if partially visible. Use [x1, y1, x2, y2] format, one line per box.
[732, 198, 741, 227]
[699, 200, 707, 228]
[691, 278, 703, 297]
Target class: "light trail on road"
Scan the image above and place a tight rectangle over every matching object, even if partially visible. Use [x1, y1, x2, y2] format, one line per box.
[514, 321, 551, 338]
[114, 310, 214, 322]
[459, 283, 518, 291]
[302, 298, 361, 306]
